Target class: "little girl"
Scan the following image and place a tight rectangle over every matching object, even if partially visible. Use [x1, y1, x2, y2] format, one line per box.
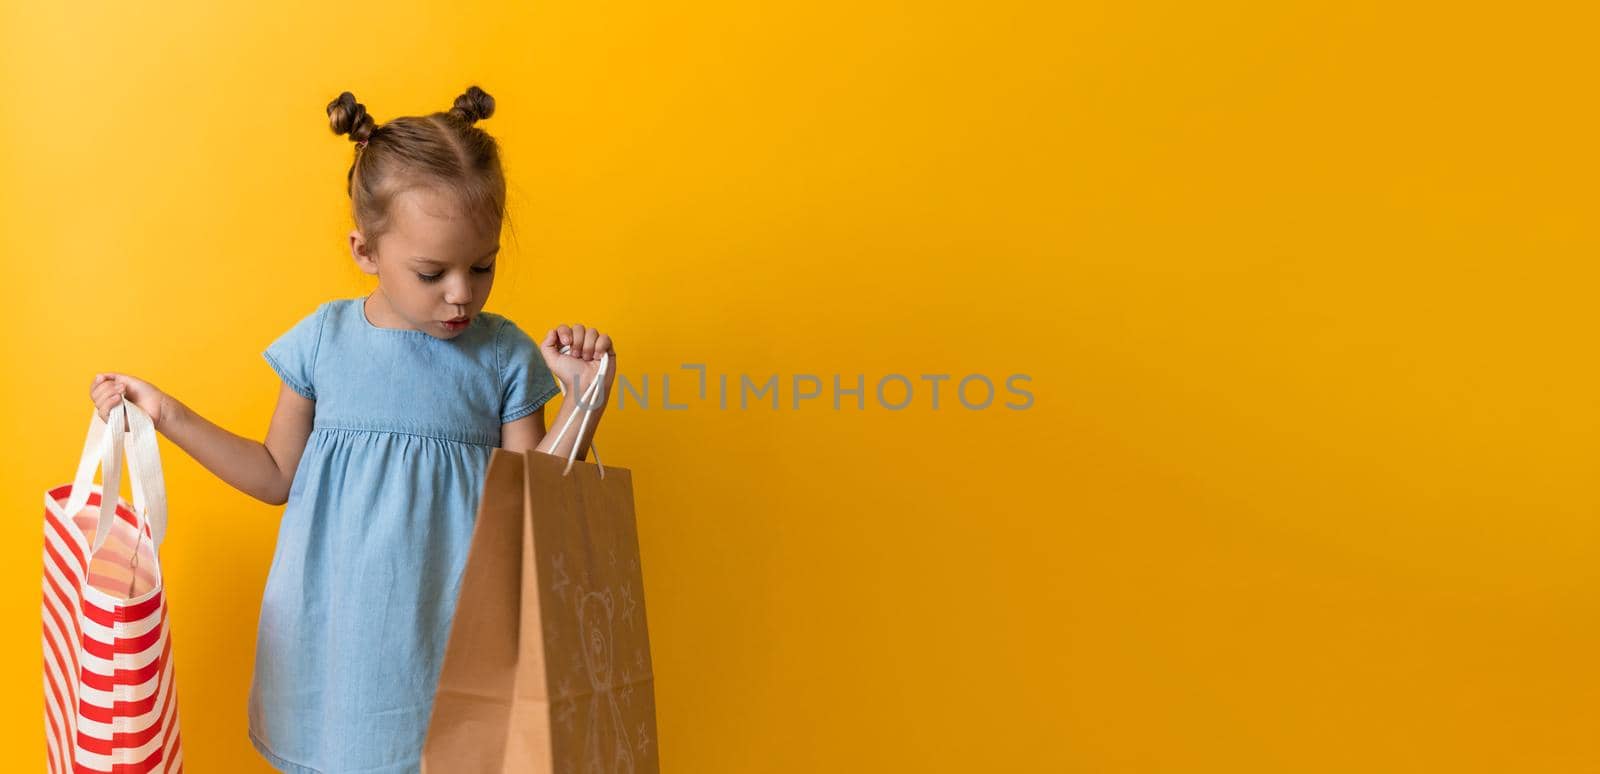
[86, 86, 618, 774]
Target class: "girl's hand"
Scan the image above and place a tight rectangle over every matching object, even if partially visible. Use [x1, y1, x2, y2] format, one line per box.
[538, 324, 618, 401]
[90, 373, 169, 431]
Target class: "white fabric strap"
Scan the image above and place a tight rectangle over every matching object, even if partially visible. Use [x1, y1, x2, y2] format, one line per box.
[123, 401, 168, 548]
[62, 410, 110, 520]
[63, 406, 124, 554]
[62, 402, 168, 556]
[548, 349, 610, 477]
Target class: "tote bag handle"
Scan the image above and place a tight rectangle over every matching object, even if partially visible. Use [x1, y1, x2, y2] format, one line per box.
[546, 347, 611, 477]
[61, 401, 168, 557]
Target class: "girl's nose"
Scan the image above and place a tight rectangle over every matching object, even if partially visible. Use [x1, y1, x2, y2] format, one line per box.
[444, 279, 472, 305]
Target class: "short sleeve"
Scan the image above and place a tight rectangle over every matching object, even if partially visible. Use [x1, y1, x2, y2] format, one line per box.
[263, 303, 327, 400]
[497, 319, 562, 423]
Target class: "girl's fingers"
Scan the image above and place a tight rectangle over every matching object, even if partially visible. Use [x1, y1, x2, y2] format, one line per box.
[90, 373, 136, 426]
[549, 323, 616, 360]
[97, 390, 124, 410]
[577, 325, 591, 359]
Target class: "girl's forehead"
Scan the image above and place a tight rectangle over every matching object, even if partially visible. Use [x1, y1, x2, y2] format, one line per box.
[389, 188, 499, 249]
[393, 188, 471, 227]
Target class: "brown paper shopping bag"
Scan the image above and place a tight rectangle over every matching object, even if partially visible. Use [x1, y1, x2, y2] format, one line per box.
[424, 352, 658, 773]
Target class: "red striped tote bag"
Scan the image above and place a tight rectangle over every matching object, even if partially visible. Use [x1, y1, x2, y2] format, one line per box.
[42, 401, 184, 774]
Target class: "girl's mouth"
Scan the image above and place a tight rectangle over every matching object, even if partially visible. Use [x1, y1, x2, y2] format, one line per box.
[443, 316, 470, 332]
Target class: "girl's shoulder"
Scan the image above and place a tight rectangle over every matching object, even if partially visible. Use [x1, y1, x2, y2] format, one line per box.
[475, 308, 514, 332]
[288, 296, 359, 331]
[478, 310, 539, 346]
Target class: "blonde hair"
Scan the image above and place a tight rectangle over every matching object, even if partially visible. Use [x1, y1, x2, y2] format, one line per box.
[326, 85, 507, 254]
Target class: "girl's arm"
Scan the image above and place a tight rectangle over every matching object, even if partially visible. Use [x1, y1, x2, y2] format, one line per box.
[91, 374, 313, 505]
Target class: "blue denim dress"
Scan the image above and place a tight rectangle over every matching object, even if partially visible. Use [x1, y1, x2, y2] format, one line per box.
[248, 297, 560, 773]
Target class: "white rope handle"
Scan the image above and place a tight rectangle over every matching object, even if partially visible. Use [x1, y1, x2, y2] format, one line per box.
[547, 346, 610, 477]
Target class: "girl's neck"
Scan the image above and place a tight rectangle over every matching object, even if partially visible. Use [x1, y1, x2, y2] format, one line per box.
[363, 291, 411, 330]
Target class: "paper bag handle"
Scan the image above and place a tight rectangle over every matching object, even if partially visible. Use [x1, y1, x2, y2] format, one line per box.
[547, 347, 610, 477]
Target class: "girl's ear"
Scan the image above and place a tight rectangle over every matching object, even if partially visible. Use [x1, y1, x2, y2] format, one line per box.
[350, 229, 379, 276]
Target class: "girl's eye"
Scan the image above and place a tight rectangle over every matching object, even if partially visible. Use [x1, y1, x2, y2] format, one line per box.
[416, 263, 493, 283]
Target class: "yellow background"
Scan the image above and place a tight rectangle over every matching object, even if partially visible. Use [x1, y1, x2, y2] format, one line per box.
[3, 1, 1596, 771]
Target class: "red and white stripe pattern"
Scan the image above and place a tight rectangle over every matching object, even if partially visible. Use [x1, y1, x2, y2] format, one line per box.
[43, 484, 183, 774]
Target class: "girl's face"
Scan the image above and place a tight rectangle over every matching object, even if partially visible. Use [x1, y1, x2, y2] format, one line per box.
[350, 187, 499, 339]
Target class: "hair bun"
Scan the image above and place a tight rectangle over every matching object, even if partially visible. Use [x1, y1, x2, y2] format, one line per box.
[448, 85, 495, 125]
[327, 91, 376, 145]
